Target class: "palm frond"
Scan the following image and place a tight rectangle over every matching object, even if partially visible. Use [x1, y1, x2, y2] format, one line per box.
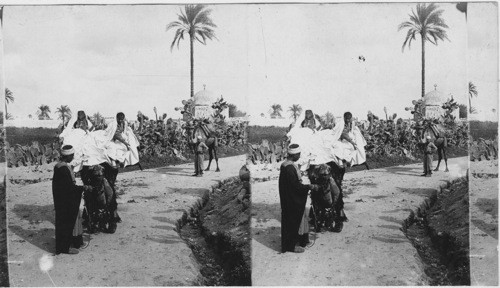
[166, 21, 184, 31]
[5, 88, 14, 104]
[167, 4, 217, 51]
[400, 3, 449, 51]
[469, 82, 478, 98]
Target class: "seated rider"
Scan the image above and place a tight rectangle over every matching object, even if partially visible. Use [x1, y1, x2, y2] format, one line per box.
[340, 112, 358, 167]
[73, 110, 94, 133]
[301, 110, 319, 131]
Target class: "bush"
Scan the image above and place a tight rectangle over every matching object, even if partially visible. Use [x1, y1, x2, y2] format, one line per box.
[470, 121, 498, 140]
[6, 127, 60, 146]
[247, 125, 288, 144]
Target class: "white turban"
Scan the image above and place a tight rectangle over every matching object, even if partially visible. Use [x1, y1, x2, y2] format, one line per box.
[61, 146, 75, 156]
[288, 144, 301, 155]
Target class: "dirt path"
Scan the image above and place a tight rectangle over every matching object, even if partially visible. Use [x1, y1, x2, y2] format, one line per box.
[469, 160, 498, 286]
[250, 157, 468, 286]
[6, 155, 246, 287]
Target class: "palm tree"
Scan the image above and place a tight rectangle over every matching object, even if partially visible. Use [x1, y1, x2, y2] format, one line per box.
[323, 111, 335, 125]
[288, 104, 302, 122]
[468, 81, 478, 114]
[399, 3, 449, 97]
[91, 112, 104, 125]
[270, 104, 282, 118]
[55, 105, 72, 126]
[5, 88, 13, 116]
[167, 5, 217, 98]
[36, 104, 51, 120]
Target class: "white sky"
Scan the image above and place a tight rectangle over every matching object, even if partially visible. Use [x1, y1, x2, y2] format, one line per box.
[1, 2, 498, 121]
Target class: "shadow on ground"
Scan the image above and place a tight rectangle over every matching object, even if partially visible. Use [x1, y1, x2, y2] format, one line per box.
[252, 202, 282, 252]
[9, 204, 56, 253]
[373, 166, 424, 177]
[471, 219, 498, 240]
[9, 225, 55, 254]
[396, 187, 437, 198]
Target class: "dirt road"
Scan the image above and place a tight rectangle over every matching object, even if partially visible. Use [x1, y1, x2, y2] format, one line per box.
[6, 155, 246, 286]
[251, 157, 468, 286]
[469, 160, 498, 286]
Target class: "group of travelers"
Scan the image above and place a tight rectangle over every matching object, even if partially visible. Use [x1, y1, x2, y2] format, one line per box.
[279, 109, 440, 253]
[280, 110, 359, 253]
[53, 111, 139, 255]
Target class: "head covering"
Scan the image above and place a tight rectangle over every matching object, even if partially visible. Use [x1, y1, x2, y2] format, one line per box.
[288, 144, 301, 155]
[426, 135, 432, 140]
[61, 145, 75, 156]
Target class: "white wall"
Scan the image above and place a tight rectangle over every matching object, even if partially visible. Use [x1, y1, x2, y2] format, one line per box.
[248, 115, 291, 127]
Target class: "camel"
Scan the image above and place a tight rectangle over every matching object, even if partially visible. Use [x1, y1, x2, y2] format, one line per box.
[421, 122, 449, 172]
[187, 121, 220, 172]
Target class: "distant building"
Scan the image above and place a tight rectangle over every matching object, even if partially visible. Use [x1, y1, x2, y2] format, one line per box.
[421, 84, 459, 120]
[183, 86, 229, 121]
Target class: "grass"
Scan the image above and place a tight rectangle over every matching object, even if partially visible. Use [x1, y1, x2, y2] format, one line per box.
[470, 120, 498, 140]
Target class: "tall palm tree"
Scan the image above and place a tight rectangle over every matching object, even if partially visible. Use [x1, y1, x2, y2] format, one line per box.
[468, 81, 478, 114]
[288, 104, 302, 122]
[399, 3, 449, 97]
[56, 105, 72, 126]
[270, 104, 282, 118]
[5, 88, 13, 116]
[167, 5, 217, 98]
[36, 104, 51, 120]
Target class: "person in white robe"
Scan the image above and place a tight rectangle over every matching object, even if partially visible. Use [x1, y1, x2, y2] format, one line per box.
[328, 112, 367, 167]
[93, 112, 140, 168]
[60, 111, 105, 172]
[287, 110, 367, 170]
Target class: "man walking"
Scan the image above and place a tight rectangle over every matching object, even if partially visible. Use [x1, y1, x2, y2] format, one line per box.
[279, 144, 317, 253]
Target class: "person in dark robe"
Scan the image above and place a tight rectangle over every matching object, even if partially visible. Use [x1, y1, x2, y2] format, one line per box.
[52, 145, 91, 255]
[422, 135, 438, 177]
[279, 144, 318, 253]
[192, 136, 209, 177]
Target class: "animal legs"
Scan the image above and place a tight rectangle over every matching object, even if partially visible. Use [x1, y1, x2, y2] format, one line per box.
[443, 147, 449, 172]
[214, 147, 220, 172]
[434, 148, 442, 171]
[205, 147, 213, 171]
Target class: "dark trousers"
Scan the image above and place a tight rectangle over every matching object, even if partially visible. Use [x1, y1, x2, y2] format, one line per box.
[423, 153, 433, 175]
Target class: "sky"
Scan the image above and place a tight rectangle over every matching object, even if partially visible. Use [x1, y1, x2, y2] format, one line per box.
[1, 2, 498, 121]
[467, 2, 498, 121]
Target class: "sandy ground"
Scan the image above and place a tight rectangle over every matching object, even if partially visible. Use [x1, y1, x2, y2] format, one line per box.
[6, 155, 245, 287]
[469, 159, 499, 286]
[250, 157, 469, 286]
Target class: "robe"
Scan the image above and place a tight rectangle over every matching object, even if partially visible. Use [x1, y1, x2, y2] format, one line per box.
[96, 120, 140, 167]
[278, 160, 310, 252]
[60, 115, 106, 172]
[193, 141, 209, 174]
[52, 162, 84, 254]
